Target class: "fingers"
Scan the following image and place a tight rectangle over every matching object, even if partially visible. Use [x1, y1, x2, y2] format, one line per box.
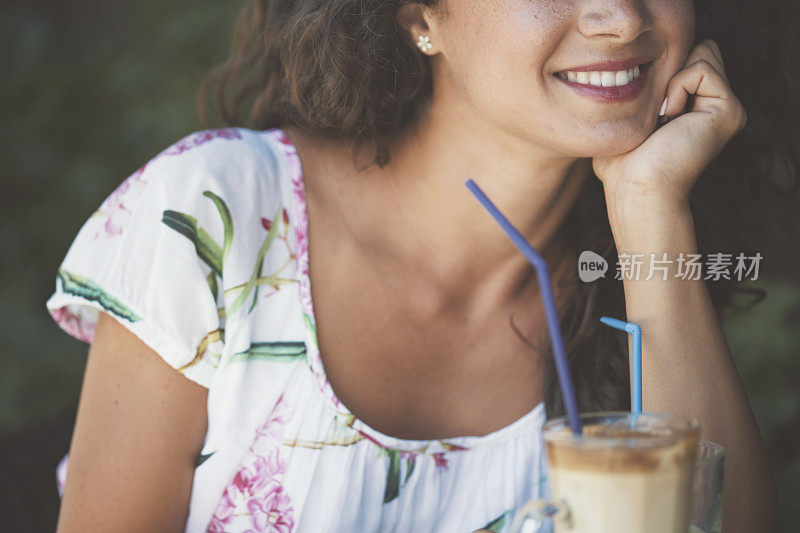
[661, 38, 747, 131]
[662, 58, 747, 133]
[683, 39, 727, 81]
[663, 60, 727, 114]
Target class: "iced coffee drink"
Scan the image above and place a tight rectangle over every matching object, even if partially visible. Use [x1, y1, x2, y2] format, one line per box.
[512, 412, 700, 533]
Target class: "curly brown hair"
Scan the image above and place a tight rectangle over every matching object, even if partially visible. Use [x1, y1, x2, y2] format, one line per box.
[199, 0, 442, 166]
[199, 0, 798, 417]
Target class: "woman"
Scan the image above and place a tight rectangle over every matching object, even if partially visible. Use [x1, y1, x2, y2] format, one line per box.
[49, 0, 787, 531]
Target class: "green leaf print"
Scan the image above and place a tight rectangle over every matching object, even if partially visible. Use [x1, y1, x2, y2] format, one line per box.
[303, 313, 317, 347]
[202, 191, 233, 264]
[383, 450, 417, 504]
[162, 191, 236, 317]
[163, 195, 293, 321]
[57, 268, 141, 322]
[230, 341, 307, 363]
[404, 454, 416, 483]
[226, 204, 283, 316]
[206, 271, 218, 300]
[195, 451, 215, 468]
[482, 511, 510, 532]
[384, 450, 403, 503]
[161, 210, 223, 276]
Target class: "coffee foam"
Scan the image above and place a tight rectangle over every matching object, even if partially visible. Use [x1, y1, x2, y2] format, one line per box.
[546, 423, 699, 473]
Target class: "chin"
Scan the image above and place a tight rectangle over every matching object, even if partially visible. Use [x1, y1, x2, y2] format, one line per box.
[571, 122, 655, 157]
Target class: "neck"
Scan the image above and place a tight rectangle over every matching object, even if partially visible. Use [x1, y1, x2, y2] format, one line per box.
[293, 96, 591, 317]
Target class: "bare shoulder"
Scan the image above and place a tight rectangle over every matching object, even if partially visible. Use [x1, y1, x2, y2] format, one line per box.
[57, 312, 208, 532]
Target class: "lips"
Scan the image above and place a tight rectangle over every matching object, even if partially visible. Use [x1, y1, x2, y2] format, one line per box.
[553, 58, 653, 103]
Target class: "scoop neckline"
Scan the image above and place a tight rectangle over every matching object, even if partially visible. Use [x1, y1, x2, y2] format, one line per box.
[270, 127, 546, 454]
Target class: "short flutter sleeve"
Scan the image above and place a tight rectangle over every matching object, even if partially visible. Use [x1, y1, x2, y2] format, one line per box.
[45, 129, 246, 388]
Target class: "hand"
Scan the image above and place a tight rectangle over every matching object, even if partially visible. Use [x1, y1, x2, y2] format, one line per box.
[593, 39, 748, 208]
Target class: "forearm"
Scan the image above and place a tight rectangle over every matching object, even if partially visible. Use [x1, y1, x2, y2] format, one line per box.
[607, 198, 778, 533]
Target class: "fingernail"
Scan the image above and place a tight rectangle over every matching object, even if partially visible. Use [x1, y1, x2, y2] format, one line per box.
[659, 97, 668, 117]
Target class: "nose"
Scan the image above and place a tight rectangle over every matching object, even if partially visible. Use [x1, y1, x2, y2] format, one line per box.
[577, 0, 653, 43]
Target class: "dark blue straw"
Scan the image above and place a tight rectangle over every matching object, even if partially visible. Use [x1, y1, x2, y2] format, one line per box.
[465, 179, 582, 435]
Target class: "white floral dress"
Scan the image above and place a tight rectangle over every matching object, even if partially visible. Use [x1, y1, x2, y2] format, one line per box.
[46, 127, 548, 532]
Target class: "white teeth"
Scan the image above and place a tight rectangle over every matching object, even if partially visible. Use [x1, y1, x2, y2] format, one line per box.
[559, 65, 643, 87]
[601, 71, 616, 87]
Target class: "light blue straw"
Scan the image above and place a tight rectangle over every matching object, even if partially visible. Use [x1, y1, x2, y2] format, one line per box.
[465, 179, 582, 435]
[600, 317, 642, 414]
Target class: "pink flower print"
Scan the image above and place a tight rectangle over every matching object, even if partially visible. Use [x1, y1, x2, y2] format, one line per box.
[93, 165, 148, 240]
[246, 483, 294, 533]
[276, 131, 294, 148]
[254, 394, 292, 442]
[162, 128, 242, 156]
[233, 454, 285, 496]
[207, 514, 229, 532]
[293, 228, 312, 320]
[261, 217, 273, 232]
[432, 452, 449, 472]
[211, 456, 294, 532]
[50, 307, 95, 343]
[209, 395, 295, 531]
[282, 140, 313, 319]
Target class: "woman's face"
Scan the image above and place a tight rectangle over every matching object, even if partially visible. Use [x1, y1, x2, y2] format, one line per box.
[427, 0, 696, 157]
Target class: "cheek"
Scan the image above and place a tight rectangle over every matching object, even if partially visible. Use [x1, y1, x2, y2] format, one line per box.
[655, 0, 696, 63]
[502, 2, 572, 60]
[642, 0, 696, 101]
[443, 1, 569, 76]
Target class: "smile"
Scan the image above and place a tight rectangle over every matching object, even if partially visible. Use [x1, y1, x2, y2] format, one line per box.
[553, 60, 652, 103]
[555, 66, 641, 87]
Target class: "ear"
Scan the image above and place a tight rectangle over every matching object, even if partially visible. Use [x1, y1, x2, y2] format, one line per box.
[396, 3, 441, 55]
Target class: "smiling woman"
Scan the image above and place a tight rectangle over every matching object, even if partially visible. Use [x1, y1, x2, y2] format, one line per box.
[48, 0, 796, 532]
[200, 0, 794, 431]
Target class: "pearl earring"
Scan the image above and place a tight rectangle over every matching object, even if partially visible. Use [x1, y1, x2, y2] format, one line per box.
[416, 35, 433, 52]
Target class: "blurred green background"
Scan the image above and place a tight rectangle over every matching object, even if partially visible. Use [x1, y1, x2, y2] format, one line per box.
[1, 0, 798, 531]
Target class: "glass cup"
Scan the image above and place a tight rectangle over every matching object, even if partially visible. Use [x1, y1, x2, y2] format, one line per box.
[689, 441, 725, 533]
[511, 412, 700, 533]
